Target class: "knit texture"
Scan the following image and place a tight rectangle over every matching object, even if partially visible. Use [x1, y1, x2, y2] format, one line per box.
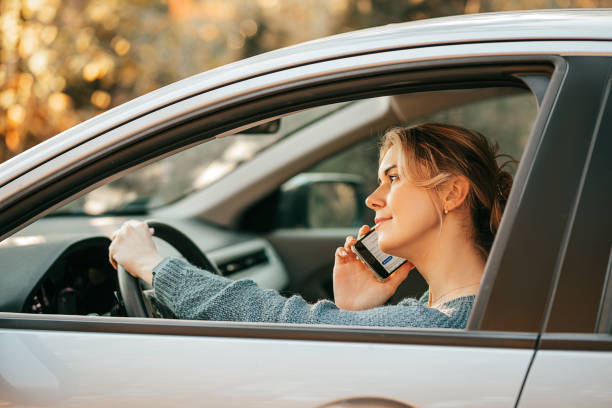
[153, 257, 474, 329]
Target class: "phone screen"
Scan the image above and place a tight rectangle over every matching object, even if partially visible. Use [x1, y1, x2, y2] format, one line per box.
[352, 228, 407, 278]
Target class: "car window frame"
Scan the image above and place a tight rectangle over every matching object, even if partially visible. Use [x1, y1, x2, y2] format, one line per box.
[598, 248, 612, 334]
[541, 62, 612, 336]
[0, 47, 581, 347]
[469, 56, 612, 333]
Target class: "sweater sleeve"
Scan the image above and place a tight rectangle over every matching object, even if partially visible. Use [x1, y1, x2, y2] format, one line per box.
[152, 257, 472, 329]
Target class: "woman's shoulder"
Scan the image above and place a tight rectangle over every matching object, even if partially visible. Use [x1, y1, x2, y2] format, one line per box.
[400, 289, 475, 309]
[397, 289, 430, 306]
[394, 291, 475, 329]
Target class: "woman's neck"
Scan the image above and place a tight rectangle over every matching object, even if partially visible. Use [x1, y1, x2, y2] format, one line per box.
[412, 217, 485, 307]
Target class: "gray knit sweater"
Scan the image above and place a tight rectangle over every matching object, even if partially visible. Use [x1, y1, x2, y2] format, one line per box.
[152, 257, 474, 329]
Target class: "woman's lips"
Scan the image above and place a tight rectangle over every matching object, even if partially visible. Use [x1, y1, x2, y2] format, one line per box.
[374, 217, 391, 228]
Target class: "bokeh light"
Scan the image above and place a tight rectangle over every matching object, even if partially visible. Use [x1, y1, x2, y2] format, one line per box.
[48, 92, 71, 112]
[90, 90, 111, 109]
[7, 105, 26, 127]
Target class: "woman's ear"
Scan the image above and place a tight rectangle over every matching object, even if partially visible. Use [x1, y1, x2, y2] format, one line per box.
[442, 175, 470, 212]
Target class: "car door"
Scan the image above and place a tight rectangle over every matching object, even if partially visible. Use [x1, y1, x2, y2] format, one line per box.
[0, 43, 607, 407]
[517, 66, 612, 407]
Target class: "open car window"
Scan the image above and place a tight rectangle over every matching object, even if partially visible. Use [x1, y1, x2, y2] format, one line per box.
[6, 75, 543, 327]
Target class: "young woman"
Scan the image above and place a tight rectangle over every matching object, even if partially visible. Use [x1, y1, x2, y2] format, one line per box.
[109, 123, 513, 328]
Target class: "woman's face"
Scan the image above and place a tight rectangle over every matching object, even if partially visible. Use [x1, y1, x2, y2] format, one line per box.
[365, 146, 441, 260]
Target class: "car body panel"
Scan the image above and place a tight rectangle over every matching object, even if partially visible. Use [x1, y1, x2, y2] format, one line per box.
[518, 349, 612, 407]
[0, 326, 534, 408]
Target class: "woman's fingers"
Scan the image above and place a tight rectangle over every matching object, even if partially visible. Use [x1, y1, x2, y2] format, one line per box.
[108, 220, 157, 272]
[346, 225, 372, 251]
[383, 263, 412, 290]
[389, 265, 410, 283]
[357, 224, 370, 238]
[344, 235, 356, 251]
[335, 246, 355, 264]
[108, 240, 118, 270]
[397, 261, 415, 274]
[344, 224, 372, 252]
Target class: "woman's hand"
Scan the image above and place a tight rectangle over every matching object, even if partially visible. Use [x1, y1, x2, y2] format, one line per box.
[333, 225, 413, 310]
[108, 220, 164, 285]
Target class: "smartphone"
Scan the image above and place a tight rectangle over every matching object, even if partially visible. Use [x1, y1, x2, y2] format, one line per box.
[352, 228, 407, 279]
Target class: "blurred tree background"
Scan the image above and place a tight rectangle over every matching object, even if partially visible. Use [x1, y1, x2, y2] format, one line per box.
[0, 0, 608, 163]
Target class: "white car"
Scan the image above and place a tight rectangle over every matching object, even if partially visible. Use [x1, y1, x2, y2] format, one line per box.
[1, 9, 611, 407]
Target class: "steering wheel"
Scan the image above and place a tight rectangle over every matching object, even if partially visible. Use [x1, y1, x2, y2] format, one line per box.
[117, 221, 221, 317]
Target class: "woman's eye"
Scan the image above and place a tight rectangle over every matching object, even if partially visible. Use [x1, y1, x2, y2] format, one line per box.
[388, 174, 399, 182]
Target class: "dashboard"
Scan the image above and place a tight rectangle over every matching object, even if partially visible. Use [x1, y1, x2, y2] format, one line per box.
[0, 216, 290, 316]
[25, 238, 119, 316]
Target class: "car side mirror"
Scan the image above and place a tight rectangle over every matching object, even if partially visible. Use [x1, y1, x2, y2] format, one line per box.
[278, 173, 367, 228]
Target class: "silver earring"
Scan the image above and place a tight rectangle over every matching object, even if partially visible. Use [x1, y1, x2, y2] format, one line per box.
[444, 209, 448, 214]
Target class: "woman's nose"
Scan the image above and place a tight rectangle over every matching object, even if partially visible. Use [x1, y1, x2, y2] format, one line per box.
[365, 186, 385, 210]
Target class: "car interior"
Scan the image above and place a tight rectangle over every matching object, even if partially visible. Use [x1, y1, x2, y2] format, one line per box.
[0, 83, 539, 319]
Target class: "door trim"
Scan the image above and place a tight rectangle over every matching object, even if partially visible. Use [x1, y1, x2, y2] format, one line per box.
[0, 312, 536, 348]
[539, 333, 612, 351]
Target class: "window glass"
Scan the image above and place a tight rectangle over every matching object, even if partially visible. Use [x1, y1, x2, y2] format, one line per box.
[55, 102, 348, 215]
[307, 182, 360, 228]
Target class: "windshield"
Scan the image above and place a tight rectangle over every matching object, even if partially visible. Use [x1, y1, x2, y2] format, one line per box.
[56, 102, 349, 215]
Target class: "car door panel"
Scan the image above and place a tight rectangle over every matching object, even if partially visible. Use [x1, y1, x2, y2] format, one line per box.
[0, 324, 535, 408]
[517, 342, 612, 407]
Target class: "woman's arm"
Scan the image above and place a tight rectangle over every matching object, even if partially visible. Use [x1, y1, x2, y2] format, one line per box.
[152, 257, 470, 329]
[108, 220, 471, 328]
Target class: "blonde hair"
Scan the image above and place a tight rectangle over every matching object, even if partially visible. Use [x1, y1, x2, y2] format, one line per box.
[380, 123, 515, 259]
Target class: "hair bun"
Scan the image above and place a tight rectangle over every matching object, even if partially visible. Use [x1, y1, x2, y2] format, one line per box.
[490, 169, 513, 233]
[495, 170, 513, 202]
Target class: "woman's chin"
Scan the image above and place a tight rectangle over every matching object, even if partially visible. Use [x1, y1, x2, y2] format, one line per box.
[378, 237, 409, 259]
[377, 239, 395, 255]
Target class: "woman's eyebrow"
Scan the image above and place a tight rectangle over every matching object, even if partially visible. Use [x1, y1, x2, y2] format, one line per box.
[377, 165, 397, 183]
[383, 165, 397, 175]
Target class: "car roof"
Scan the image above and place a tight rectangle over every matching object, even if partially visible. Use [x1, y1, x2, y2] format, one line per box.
[1, 9, 611, 187]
